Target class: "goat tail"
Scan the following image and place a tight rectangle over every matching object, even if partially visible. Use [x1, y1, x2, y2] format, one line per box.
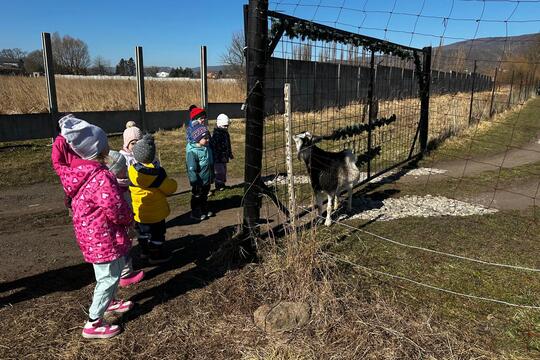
[355, 146, 382, 166]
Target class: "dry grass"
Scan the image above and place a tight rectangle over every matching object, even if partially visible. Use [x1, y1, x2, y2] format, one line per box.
[0, 76, 244, 114]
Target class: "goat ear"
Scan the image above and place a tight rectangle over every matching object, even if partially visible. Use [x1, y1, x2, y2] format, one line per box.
[304, 132, 312, 139]
[311, 135, 322, 143]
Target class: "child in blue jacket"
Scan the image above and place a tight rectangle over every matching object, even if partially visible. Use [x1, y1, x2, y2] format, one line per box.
[186, 124, 214, 221]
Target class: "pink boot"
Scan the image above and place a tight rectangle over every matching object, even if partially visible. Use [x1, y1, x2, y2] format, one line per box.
[119, 270, 144, 288]
[82, 319, 121, 339]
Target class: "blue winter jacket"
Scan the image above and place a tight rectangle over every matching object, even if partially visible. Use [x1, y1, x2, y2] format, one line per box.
[186, 142, 214, 186]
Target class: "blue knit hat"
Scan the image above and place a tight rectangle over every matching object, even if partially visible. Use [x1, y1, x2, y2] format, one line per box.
[190, 124, 210, 143]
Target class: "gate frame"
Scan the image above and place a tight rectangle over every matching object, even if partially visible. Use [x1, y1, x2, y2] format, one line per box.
[242, 0, 431, 242]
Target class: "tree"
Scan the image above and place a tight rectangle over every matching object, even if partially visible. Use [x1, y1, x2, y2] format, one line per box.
[90, 56, 111, 75]
[168, 67, 181, 77]
[51, 32, 90, 74]
[182, 67, 194, 78]
[127, 57, 136, 76]
[115, 58, 126, 75]
[24, 50, 44, 73]
[221, 31, 246, 82]
[145, 66, 159, 77]
[0, 48, 27, 61]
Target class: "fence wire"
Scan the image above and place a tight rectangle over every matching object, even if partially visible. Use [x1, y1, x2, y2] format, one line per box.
[246, 0, 540, 309]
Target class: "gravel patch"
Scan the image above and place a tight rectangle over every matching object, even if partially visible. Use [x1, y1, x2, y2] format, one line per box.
[264, 168, 448, 186]
[349, 195, 498, 221]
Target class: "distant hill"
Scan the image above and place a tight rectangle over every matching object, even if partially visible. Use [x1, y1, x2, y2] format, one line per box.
[433, 32, 540, 74]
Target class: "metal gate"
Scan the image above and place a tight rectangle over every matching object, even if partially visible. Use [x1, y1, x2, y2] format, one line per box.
[242, 0, 431, 234]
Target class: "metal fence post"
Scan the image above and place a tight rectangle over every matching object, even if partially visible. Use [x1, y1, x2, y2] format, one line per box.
[507, 70, 514, 108]
[489, 67, 498, 117]
[243, 0, 268, 243]
[41, 32, 58, 137]
[284, 83, 297, 241]
[468, 60, 477, 125]
[135, 46, 146, 132]
[419, 46, 432, 153]
[200, 45, 208, 110]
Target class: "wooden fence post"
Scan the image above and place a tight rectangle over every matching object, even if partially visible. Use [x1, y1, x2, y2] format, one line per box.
[284, 83, 297, 241]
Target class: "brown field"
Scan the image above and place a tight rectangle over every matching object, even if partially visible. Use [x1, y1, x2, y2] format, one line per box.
[0, 75, 245, 114]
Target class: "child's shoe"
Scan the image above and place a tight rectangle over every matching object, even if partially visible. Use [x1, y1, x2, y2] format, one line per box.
[105, 299, 134, 315]
[119, 270, 145, 288]
[206, 210, 214, 218]
[82, 319, 121, 339]
[190, 210, 207, 221]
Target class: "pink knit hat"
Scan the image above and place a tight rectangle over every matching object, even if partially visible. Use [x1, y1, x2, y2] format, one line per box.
[123, 122, 142, 151]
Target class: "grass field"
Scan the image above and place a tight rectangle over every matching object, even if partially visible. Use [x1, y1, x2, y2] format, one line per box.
[0, 76, 244, 114]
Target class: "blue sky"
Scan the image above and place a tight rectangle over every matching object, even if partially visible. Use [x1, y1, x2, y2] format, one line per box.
[1, 0, 538, 68]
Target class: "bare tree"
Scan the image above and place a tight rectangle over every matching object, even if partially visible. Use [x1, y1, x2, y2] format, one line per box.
[52, 32, 91, 74]
[90, 55, 111, 75]
[221, 31, 246, 80]
[24, 50, 44, 73]
[0, 48, 27, 60]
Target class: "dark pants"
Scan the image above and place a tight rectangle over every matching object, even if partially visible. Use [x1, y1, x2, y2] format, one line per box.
[191, 184, 210, 215]
[136, 220, 166, 254]
[214, 163, 227, 187]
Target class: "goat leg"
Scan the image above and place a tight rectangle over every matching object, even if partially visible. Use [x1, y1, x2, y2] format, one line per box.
[333, 194, 339, 212]
[325, 193, 333, 226]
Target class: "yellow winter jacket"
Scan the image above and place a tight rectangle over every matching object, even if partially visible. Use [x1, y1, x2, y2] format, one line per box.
[128, 162, 177, 223]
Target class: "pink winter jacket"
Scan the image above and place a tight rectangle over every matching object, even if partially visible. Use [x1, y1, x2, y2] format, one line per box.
[59, 158, 133, 264]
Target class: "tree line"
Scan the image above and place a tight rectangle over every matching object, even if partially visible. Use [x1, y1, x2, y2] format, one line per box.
[0, 32, 200, 77]
[2, 31, 247, 79]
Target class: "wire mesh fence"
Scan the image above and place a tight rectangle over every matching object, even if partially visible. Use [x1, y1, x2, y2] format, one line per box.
[243, 1, 539, 230]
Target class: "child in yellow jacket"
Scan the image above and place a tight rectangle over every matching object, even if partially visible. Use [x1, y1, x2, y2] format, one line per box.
[129, 134, 177, 264]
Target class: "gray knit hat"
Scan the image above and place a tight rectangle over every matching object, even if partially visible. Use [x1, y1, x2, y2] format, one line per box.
[60, 115, 108, 160]
[132, 134, 156, 164]
[106, 150, 127, 177]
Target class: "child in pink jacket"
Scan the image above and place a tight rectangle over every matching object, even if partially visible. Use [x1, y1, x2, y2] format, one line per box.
[57, 116, 135, 340]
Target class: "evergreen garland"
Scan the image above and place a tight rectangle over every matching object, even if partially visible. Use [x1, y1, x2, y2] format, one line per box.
[317, 114, 397, 142]
[269, 18, 414, 60]
[356, 146, 381, 166]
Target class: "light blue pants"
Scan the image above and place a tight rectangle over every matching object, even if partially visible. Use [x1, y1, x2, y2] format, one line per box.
[89, 256, 125, 320]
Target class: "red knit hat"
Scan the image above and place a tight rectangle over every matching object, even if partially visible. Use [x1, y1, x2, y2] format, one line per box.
[190, 107, 206, 121]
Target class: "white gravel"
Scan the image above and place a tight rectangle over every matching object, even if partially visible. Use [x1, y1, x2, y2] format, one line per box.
[264, 168, 447, 186]
[349, 194, 498, 221]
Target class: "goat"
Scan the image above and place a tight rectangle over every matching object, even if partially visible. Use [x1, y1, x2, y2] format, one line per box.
[293, 131, 361, 226]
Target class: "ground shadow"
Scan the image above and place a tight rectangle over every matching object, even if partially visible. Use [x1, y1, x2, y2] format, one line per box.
[1, 224, 245, 308]
[165, 195, 243, 228]
[123, 225, 248, 324]
[0, 262, 93, 306]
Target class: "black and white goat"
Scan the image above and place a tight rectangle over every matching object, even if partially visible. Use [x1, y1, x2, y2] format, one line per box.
[293, 132, 361, 226]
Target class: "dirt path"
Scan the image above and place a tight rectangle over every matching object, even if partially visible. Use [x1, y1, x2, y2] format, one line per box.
[423, 137, 540, 179]
[0, 175, 247, 284]
[395, 137, 540, 210]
